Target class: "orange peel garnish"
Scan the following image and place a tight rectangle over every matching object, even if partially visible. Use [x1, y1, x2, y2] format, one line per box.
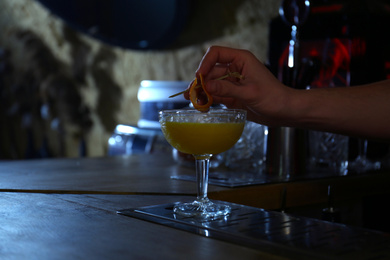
[189, 73, 213, 112]
[168, 71, 244, 109]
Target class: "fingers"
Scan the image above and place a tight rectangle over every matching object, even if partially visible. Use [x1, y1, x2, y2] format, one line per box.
[204, 64, 228, 79]
[184, 69, 237, 101]
[184, 59, 232, 100]
[205, 79, 244, 99]
[187, 46, 268, 110]
[196, 46, 248, 77]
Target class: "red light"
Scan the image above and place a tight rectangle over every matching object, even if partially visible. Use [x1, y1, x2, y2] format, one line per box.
[311, 4, 344, 14]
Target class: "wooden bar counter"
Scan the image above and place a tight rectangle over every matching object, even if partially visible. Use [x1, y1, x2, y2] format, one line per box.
[1, 192, 288, 259]
[1, 153, 390, 210]
[1, 153, 390, 259]
[0, 154, 196, 194]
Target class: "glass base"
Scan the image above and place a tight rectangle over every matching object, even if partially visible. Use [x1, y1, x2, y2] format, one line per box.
[173, 198, 231, 219]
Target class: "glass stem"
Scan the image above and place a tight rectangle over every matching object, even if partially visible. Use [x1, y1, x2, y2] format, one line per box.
[195, 157, 210, 202]
[358, 139, 368, 158]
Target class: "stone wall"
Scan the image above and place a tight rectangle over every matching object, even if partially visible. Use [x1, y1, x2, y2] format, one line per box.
[0, 0, 280, 159]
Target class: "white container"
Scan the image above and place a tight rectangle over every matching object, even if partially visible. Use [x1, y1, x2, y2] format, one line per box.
[137, 80, 190, 129]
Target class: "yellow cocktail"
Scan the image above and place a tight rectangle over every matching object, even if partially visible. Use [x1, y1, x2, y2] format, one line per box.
[159, 108, 247, 218]
[160, 121, 245, 156]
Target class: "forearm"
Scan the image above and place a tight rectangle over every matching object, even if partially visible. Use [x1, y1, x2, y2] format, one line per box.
[288, 80, 390, 140]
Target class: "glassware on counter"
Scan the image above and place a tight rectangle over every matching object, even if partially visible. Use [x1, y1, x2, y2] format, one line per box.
[307, 130, 349, 175]
[223, 121, 268, 173]
[159, 108, 246, 218]
[349, 139, 381, 173]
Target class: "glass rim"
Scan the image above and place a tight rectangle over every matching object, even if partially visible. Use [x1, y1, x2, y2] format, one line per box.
[159, 108, 247, 115]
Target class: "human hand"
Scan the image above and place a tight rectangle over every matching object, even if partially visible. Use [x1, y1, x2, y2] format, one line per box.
[186, 46, 293, 126]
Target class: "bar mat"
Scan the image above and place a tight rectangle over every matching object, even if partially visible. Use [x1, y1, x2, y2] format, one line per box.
[117, 201, 390, 259]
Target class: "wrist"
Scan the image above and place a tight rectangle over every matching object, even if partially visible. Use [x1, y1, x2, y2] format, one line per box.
[276, 87, 317, 128]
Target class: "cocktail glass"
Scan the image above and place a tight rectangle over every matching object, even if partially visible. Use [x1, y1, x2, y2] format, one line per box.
[159, 108, 246, 218]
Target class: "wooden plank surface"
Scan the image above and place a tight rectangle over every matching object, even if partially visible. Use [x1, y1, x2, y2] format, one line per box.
[0, 192, 285, 260]
[0, 154, 224, 195]
[1, 154, 390, 259]
[1, 154, 390, 211]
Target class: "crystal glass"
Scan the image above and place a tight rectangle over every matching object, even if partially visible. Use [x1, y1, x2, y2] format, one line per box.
[350, 139, 381, 173]
[159, 108, 246, 218]
[308, 130, 349, 175]
[224, 121, 268, 173]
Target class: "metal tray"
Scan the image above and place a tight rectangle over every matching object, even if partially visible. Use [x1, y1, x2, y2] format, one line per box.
[118, 201, 390, 259]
